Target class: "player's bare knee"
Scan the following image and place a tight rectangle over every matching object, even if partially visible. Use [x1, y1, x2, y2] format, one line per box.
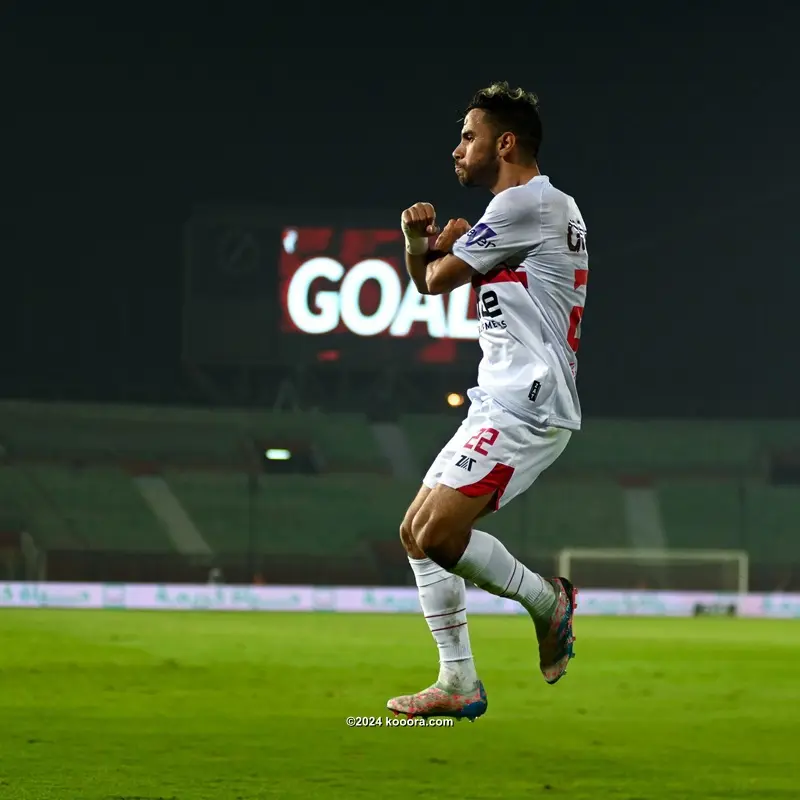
[399, 516, 424, 557]
[411, 510, 453, 565]
[399, 518, 413, 549]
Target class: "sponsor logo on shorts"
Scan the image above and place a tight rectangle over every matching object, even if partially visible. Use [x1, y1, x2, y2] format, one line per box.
[456, 455, 476, 471]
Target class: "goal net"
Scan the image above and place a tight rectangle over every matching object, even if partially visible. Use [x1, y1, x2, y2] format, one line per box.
[556, 548, 749, 593]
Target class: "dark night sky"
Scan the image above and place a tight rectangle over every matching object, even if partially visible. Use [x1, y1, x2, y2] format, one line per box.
[2, 2, 799, 416]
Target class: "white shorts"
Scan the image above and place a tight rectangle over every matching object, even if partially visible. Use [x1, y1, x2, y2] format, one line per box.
[423, 388, 571, 511]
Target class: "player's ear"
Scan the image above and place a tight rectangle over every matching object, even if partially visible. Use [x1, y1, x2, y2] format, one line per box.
[497, 131, 515, 158]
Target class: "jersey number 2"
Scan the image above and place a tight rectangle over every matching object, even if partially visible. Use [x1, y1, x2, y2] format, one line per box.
[567, 268, 588, 352]
[464, 427, 499, 456]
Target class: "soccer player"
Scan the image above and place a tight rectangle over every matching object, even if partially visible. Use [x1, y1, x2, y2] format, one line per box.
[387, 82, 588, 721]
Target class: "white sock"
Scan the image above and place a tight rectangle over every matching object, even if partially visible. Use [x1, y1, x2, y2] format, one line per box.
[450, 529, 557, 628]
[409, 557, 479, 693]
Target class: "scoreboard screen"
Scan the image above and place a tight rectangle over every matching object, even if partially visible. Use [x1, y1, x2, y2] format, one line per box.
[183, 214, 480, 367]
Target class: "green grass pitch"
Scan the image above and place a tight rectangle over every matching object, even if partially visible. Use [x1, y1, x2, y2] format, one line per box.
[0, 609, 797, 799]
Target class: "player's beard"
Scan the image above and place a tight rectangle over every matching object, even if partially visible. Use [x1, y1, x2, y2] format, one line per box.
[458, 154, 500, 189]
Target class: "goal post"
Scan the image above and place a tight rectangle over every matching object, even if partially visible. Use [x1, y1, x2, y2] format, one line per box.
[557, 548, 749, 594]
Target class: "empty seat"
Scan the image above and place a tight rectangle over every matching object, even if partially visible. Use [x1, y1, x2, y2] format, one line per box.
[743, 485, 800, 562]
[27, 466, 171, 552]
[658, 481, 744, 550]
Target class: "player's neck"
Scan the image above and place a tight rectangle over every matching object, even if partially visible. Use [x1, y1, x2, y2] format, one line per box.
[490, 162, 541, 195]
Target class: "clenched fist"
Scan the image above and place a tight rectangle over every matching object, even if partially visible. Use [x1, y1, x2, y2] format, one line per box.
[401, 202, 440, 238]
[434, 218, 471, 253]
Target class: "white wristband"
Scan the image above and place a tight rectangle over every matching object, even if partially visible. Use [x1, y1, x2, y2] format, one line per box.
[404, 235, 429, 256]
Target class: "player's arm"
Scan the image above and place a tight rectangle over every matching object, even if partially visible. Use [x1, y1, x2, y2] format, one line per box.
[450, 187, 536, 276]
[420, 252, 474, 295]
[405, 250, 474, 296]
[404, 248, 443, 295]
[402, 203, 474, 295]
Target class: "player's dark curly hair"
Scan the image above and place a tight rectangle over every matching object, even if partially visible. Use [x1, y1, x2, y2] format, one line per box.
[465, 81, 542, 161]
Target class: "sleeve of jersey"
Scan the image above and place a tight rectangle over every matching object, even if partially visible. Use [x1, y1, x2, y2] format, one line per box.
[451, 189, 539, 275]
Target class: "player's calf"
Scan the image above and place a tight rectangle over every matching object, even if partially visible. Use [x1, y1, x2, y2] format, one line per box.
[447, 528, 577, 680]
[410, 487, 577, 683]
[392, 485, 482, 704]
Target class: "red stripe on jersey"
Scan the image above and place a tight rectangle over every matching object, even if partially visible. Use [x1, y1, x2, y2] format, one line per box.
[574, 268, 588, 289]
[473, 267, 528, 288]
[456, 463, 515, 510]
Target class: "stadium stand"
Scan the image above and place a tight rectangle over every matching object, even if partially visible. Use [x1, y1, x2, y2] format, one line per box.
[0, 465, 81, 549]
[0, 401, 386, 472]
[478, 480, 628, 558]
[657, 480, 746, 550]
[20, 466, 170, 552]
[1, 400, 799, 588]
[743, 485, 800, 562]
[165, 472, 412, 556]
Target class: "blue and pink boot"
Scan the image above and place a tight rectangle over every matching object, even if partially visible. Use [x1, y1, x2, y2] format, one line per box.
[387, 681, 487, 722]
[538, 577, 578, 684]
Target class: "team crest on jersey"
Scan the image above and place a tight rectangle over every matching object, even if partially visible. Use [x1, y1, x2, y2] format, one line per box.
[465, 223, 497, 248]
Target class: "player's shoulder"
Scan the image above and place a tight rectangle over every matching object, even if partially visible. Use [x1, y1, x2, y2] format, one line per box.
[489, 176, 574, 218]
[485, 182, 542, 223]
[537, 179, 585, 231]
[537, 177, 579, 211]
[491, 180, 541, 206]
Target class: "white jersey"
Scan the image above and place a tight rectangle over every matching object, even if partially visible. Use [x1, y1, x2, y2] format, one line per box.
[451, 175, 588, 431]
